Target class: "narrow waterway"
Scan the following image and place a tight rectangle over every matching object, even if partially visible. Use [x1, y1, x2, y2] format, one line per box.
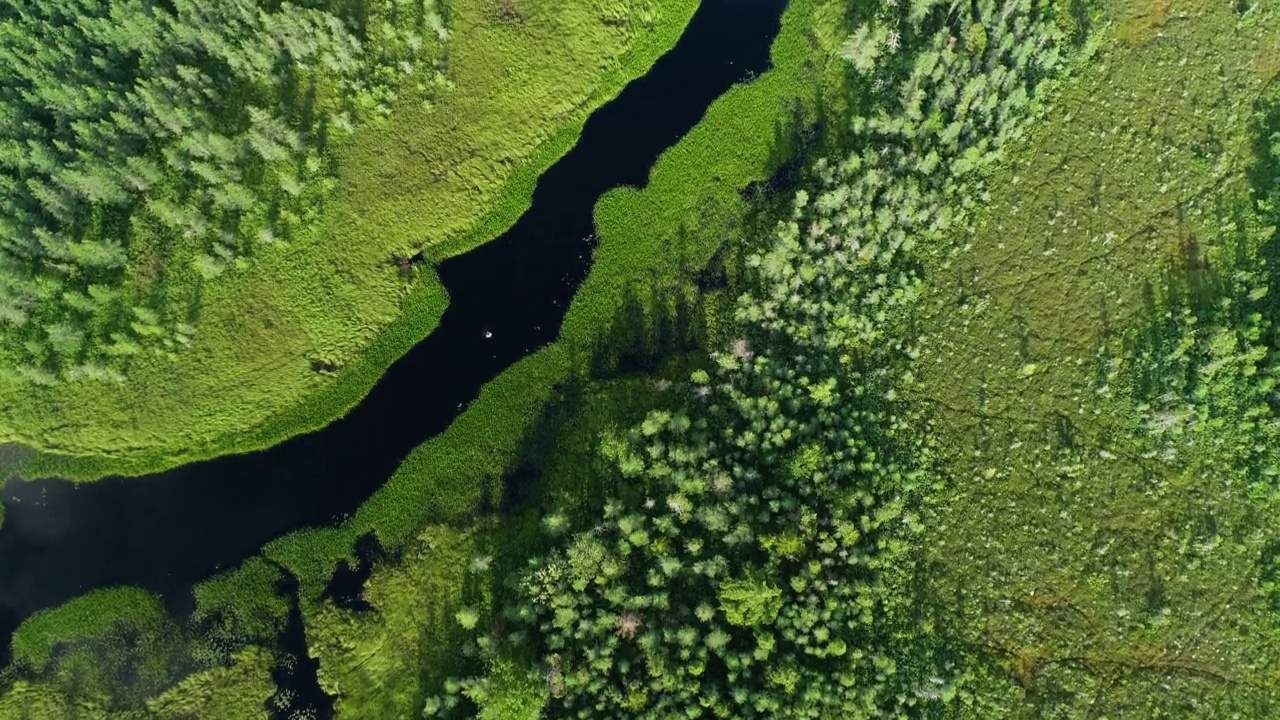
[0, 0, 790, 658]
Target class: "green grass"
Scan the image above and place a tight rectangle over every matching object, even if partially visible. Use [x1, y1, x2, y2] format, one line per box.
[140, 647, 274, 720]
[911, 0, 1280, 714]
[306, 524, 481, 720]
[0, 0, 700, 481]
[262, 344, 571, 600]
[3, 577, 278, 718]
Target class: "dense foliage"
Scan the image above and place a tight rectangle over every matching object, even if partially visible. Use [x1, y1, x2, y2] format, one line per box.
[423, 0, 1070, 716]
[0, 0, 444, 383]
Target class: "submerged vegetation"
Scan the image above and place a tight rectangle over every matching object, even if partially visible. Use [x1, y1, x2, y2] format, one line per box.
[5, 0, 1280, 716]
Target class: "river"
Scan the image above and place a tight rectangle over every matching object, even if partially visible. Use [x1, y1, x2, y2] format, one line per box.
[0, 0, 791, 663]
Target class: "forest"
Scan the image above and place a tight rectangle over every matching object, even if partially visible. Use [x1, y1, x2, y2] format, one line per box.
[0, 0, 442, 382]
[3, 0, 1280, 717]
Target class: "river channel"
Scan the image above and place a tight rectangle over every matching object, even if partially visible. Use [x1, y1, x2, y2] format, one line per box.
[0, 0, 791, 658]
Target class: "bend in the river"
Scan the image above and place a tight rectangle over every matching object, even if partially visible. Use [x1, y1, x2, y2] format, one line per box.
[0, 0, 790, 657]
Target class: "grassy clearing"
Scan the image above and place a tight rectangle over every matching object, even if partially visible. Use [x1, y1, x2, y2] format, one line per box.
[0, 0, 699, 480]
[913, 0, 1280, 714]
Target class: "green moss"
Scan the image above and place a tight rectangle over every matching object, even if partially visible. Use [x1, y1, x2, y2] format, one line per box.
[0, 0, 701, 482]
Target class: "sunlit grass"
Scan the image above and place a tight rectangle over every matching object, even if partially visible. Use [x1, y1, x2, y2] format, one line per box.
[306, 524, 480, 719]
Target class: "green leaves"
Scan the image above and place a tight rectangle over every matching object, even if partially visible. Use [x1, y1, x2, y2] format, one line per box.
[718, 575, 784, 627]
[840, 24, 888, 76]
[461, 656, 547, 720]
[454, 607, 480, 631]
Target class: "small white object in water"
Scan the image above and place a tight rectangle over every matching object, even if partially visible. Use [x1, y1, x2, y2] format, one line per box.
[484, 330, 493, 339]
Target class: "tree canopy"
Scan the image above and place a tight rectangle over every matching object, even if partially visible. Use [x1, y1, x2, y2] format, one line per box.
[0, 0, 442, 383]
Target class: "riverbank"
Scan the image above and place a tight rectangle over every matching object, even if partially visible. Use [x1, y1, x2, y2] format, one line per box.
[1, 0, 699, 483]
[284, 1, 851, 715]
[0, 0, 804, 651]
[262, 0, 838, 601]
[0, 0, 838, 713]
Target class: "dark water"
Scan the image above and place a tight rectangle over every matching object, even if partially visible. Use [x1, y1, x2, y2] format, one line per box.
[267, 565, 329, 719]
[0, 0, 789, 661]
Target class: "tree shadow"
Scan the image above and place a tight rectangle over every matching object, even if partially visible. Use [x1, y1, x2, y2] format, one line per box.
[1118, 88, 1280, 405]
